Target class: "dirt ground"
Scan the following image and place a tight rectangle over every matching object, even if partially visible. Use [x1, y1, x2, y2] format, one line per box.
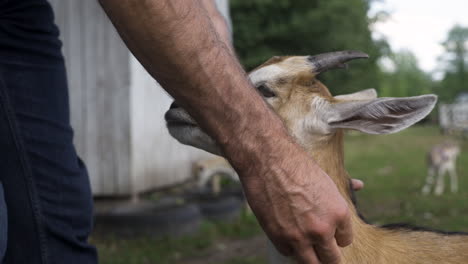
[177, 235, 268, 264]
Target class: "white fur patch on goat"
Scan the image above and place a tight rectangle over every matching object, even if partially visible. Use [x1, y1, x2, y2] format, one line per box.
[249, 64, 285, 85]
[305, 97, 334, 134]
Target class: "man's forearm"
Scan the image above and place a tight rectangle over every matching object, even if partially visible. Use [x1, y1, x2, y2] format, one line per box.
[200, 0, 234, 53]
[98, 0, 293, 168]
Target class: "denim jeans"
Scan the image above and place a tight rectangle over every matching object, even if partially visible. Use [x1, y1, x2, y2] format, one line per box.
[0, 57, 97, 264]
[0, 182, 7, 263]
[0, 0, 98, 263]
[0, 62, 98, 264]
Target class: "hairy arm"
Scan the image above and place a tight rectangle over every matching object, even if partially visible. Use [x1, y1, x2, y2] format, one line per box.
[99, 1, 258, 144]
[98, 0, 289, 182]
[98, 1, 352, 263]
[200, 0, 234, 53]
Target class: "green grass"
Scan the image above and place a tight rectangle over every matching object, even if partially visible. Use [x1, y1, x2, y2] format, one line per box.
[93, 125, 468, 263]
[93, 212, 263, 264]
[224, 257, 266, 264]
[345, 125, 468, 230]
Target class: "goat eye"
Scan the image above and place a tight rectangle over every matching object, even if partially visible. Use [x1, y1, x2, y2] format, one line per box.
[257, 84, 276, 98]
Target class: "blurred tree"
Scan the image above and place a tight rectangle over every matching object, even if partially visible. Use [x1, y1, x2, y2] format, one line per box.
[230, 0, 387, 95]
[436, 25, 468, 102]
[380, 50, 432, 97]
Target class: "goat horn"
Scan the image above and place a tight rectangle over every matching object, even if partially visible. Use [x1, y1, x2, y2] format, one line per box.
[308, 50, 369, 74]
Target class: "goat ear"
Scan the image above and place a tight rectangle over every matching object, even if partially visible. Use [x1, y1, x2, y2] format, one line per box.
[324, 95, 437, 134]
[334, 88, 377, 101]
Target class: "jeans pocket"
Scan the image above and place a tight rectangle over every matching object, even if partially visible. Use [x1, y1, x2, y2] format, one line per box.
[0, 182, 7, 262]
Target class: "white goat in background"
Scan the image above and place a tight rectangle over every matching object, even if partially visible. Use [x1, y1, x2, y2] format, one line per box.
[192, 157, 252, 213]
[422, 141, 461, 196]
[192, 157, 238, 194]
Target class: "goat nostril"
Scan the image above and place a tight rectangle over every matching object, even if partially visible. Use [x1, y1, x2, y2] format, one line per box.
[170, 102, 179, 109]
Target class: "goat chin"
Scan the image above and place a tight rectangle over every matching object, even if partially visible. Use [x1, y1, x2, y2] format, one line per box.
[167, 124, 222, 156]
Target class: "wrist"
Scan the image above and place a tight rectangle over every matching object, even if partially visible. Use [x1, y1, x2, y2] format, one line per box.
[221, 112, 298, 179]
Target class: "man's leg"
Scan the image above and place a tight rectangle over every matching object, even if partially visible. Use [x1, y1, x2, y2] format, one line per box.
[422, 166, 436, 195]
[434, 167, 446, 196]
[0, 0, 98, 261]
[0, 182, 7, 263]
[449, 164, 458, 193]
[0, 61, 97, 263]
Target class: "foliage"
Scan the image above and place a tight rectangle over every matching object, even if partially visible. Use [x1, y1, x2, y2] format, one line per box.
[379, 50, 433, 97]
[93, 212, 262, 264]
[435, 25, 468, 102]
[230, 0, 387, 95]
[229, 1, 468, 104]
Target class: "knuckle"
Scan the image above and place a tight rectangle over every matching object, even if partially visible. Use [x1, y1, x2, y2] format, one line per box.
[336, 207, 351, 222]
[308, 222, 333, 241]
[284, 231, 302, 244]
[330, 254, 342, 264]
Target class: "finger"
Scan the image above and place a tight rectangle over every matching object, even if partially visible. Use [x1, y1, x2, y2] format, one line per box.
[335, 213, 353, 247]
[314, 239, 342, 264]
[295, 244, 321, 264]
[351, 179, 364, 191]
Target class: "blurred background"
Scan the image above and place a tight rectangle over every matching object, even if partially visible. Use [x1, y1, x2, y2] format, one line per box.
[49, 0, 468, 263]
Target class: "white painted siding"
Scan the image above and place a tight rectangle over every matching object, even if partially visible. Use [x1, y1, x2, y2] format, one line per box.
[49, 0, 228, 195]
[129, 58, 214, 193]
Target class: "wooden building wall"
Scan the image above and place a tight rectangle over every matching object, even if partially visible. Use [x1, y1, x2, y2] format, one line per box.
[48, 0, 228, 196]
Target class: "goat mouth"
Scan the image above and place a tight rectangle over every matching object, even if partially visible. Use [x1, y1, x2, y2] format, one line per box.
[166, 119, 196, 127]
[164, 110, 198, 127]
[163, 106, 222, 156]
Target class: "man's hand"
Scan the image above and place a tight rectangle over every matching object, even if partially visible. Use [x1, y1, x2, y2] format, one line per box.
[229, 139, 352, 264]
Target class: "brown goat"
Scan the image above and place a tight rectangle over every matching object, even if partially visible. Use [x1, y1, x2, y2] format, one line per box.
[165, 51, 468, 263]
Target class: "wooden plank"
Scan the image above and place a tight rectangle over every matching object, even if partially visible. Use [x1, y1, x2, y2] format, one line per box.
[100, 11, 130, 194]
[93, 3, 114, 194]
[67, 0, 84, 158]
[84, 3, 131, 195]
[82, 0, 102, 193]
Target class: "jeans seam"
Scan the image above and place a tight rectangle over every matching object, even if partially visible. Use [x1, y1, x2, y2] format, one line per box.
[0, 76, 50, 264]
[0, 182, 7, 263]
[0, 59, 64, 69]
